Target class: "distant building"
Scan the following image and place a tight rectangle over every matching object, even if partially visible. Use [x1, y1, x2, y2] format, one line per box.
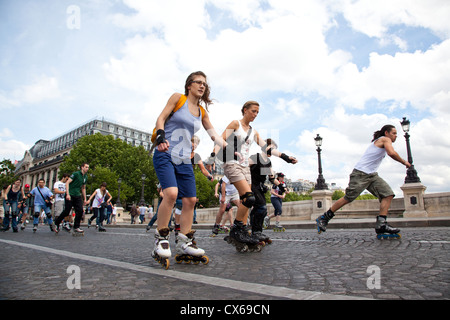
[15, 117, 153, 188]
[286, 179, 315, 194]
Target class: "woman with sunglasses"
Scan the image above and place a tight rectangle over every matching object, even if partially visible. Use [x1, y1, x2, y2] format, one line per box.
[152, 71, 223, 268]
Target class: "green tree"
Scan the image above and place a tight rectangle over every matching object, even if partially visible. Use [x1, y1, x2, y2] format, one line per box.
[59, 133, 158, 204]
[0, 159, 16, 187]
[332, 190, 345, 200]
[194, 167, 218, 208]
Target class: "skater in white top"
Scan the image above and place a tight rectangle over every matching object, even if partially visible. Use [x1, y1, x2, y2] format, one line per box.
[211, 101, 297, 249]
[87, 182, 112, 232]
[316, 125, 411, 239]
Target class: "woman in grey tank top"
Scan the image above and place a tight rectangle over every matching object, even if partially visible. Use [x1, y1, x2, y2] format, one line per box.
[151, 71, 224, 268]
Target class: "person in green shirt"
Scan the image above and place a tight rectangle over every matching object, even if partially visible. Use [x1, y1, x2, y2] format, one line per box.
[55, 163, 89, 235]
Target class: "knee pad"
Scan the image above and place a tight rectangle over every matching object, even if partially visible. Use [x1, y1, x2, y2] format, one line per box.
[34, 212, 40, 218]
[240, 192, 255, 208]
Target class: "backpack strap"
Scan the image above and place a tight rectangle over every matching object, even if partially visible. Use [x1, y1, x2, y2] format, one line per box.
[151, 95, 205, 145]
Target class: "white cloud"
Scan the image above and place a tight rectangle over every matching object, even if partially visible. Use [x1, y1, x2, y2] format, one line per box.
[0, 129, 30, 162]
[0, 75, 61, 109]
[331, 39, 450, 113]
[334, 0, 450, 39]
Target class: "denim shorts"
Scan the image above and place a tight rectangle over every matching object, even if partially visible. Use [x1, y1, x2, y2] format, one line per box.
[34, 204, 51, 214]
[344, 169, 394, 202]
[153, 150, 197, 198]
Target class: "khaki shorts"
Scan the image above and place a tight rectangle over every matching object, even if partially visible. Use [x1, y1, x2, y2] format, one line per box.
[223, 163, 251, 185]
[344, 169, 394, 202]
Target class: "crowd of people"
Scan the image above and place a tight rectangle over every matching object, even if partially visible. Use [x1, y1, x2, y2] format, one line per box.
[2, 71, 411, 265]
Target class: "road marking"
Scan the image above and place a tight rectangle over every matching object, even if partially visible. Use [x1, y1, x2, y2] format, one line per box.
[416, 240, 450, 244]
[0, 238, 368, 300]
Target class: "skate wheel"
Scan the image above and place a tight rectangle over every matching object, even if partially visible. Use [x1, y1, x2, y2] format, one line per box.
[201, 256, 209, 265]
[239, 244, 249, 253]
[163, 259, 170, 270]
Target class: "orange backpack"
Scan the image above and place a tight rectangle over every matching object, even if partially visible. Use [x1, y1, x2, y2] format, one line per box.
[150, 94, 205, 144]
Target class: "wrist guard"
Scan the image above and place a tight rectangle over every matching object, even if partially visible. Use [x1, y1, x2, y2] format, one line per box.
[280, 153, 293, 163]
[156, 129, 165, 145]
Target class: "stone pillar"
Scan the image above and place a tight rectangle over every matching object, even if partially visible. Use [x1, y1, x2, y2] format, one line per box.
[310, 189, 333, 220]
[400, 183, 427, 218]
[115, 206, 124, 222]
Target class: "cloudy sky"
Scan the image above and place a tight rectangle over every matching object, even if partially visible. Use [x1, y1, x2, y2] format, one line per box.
[1, 0, 449, 195]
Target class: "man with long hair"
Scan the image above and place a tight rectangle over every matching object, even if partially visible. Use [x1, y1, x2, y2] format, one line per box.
[316, 125, 411, 239]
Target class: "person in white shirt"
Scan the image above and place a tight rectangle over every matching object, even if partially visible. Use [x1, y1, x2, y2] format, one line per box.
[316, 125, 411, 238]
[87, 182, 112, 232]
[53, 173, 70, 230]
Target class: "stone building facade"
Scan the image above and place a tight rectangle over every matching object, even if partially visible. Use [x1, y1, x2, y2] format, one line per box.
[14, 118, 153, 188]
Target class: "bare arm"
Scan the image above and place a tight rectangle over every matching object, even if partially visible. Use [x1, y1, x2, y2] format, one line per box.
[65, 178, 73, 200]
[155, 93, 183, 152]
[211, 120, 239, 155]
[202, 111, 226, 149]
[380, 137, 411, 168]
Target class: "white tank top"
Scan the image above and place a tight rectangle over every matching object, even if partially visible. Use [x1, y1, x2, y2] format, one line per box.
[92, 188, 108, 208]
[354, 139, 386, 174]
[228, 121, 254, 167]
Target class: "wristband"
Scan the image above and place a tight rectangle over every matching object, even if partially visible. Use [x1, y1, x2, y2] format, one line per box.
[156, 129, 166, 145]
[280, 153, 293, 163]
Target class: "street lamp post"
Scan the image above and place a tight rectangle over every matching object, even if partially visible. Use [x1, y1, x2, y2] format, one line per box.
[314, 134, 328, 190]
[116, 178, 122, 207]
[400, 117, 421, 184]
[139, 174, 146, 206]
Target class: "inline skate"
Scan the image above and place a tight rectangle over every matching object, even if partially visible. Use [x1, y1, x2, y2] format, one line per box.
[316, 209, 335, 234]
[175, 230, 209, 265]
[273, 222, 285, 232]
[151, 227, 171, 269]
[375, 216, 401, 240]
[225, 220, 264, 253]
[72, 228, 84, 236]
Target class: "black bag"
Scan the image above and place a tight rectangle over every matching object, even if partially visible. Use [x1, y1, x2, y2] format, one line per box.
[100, 193, 109, 208]
[216, 126, 252, 163]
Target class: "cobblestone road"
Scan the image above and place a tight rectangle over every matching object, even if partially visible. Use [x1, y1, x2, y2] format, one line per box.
[1, 225, 449, 301]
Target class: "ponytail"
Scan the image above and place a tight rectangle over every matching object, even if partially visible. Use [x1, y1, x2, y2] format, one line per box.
[372, 125, 395, 142]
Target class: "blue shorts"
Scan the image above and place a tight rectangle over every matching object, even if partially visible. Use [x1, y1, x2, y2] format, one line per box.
[153, 150, 197, 198]
[34, 204, 51, 215]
